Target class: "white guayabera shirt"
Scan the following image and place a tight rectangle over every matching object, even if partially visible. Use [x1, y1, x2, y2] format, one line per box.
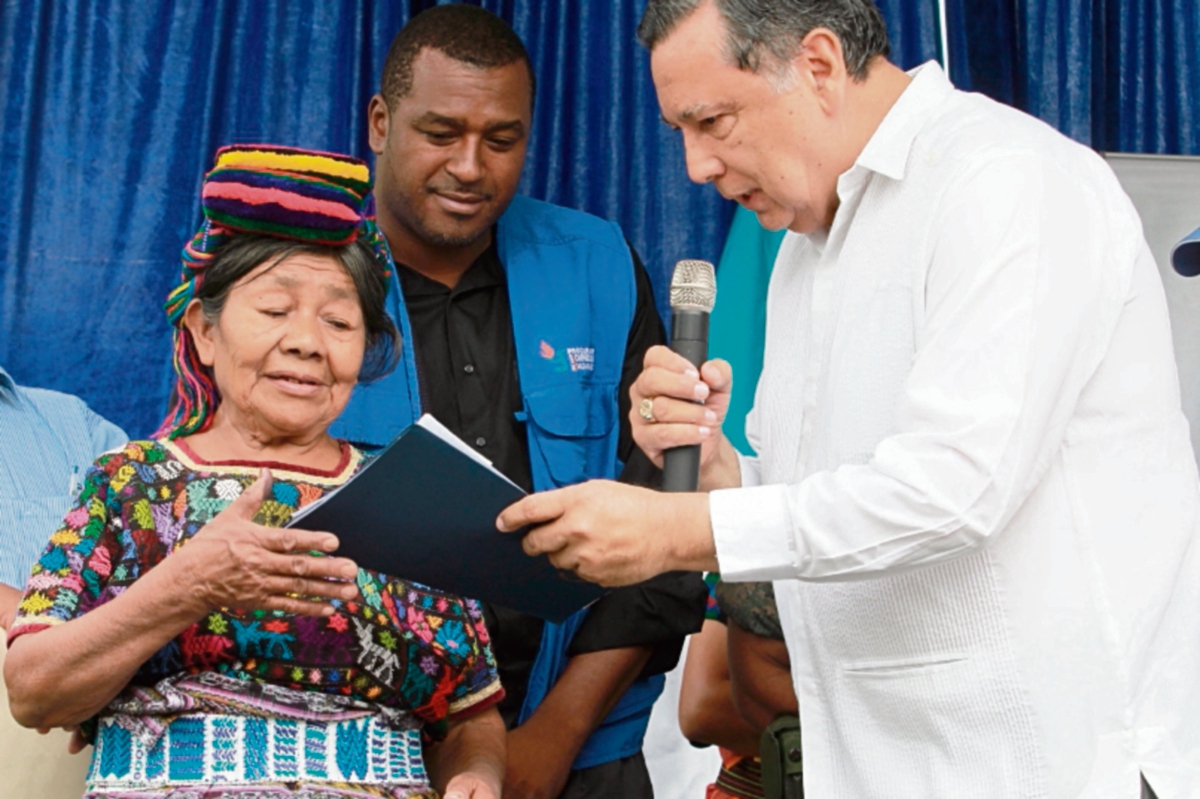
[709, 62, 1200, 799]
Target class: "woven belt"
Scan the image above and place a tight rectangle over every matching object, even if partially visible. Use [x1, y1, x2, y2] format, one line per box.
[87, 712, 428, 789]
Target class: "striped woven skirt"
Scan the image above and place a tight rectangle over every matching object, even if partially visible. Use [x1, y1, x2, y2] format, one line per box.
[84, 711, 435, 799]
[707, 754, 765, 799]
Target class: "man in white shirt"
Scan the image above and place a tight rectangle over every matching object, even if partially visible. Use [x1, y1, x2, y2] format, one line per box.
[497, 1, 1200, 796]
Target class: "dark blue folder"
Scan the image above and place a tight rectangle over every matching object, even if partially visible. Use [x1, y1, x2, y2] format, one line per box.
[287, 416, 605, 622]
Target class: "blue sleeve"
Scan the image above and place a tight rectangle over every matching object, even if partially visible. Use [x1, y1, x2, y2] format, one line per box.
[85, 407, 128, 456]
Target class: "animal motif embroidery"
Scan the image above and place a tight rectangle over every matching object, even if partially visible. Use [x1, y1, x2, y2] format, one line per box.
[353, 617, 401, 686]
[232, 619, 295, 660]
[9, 439, 500, 729]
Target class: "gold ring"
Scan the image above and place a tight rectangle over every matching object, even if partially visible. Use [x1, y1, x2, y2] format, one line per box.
[638, 397, 657, 423]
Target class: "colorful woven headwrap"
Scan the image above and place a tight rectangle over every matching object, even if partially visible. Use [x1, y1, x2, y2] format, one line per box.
[159, 144, 390, 439]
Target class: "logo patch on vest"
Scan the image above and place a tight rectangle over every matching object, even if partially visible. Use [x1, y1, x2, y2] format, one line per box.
[539, 340, 593, 373]
[566, 347, 595, 372]
[539, 340, 567, 373]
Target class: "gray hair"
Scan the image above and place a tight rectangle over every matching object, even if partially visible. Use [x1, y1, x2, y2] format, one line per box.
[637, 0, 891, 82]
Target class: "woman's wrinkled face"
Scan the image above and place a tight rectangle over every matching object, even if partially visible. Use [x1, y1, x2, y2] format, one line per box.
[187, 253, 366, 442]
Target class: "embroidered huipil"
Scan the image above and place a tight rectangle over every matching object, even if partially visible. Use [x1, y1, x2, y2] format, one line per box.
[708, 63, 1200, 798]
[8, 439, 503, 798]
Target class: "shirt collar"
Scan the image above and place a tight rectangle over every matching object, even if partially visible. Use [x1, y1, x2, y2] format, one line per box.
[396, 236, 505, 298]
[849, 60, 954, 184]
[0, 366, 21, 410]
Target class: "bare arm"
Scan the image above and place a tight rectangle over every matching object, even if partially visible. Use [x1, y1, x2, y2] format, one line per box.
[678, 619, 760, 756]
[726, 623, 797, 733]
[0, 583, 21, 631]
[4, 580, 91, 753]
[699, 437, 744, 492]
[6, 551, 211, 727]
[426, 706, 506, 799]
[504, 645, 652, 799]
[5, 472, 357, 729]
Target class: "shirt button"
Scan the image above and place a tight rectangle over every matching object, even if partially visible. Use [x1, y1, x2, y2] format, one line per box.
[474, 437, 487, 447]
[463, 364, 475, 374]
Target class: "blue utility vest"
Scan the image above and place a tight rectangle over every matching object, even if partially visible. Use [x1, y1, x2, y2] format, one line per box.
[331, 194, 665, 770]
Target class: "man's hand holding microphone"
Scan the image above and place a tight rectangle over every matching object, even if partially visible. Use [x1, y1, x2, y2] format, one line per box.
[496, 260, 736, 586]
[631, 346, 740, 492]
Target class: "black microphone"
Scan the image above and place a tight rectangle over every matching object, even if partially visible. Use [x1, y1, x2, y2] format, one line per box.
[662, 259, 717, 493]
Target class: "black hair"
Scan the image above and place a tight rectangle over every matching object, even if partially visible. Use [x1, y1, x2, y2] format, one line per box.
[379, 4, 536, 110]
[196, 235, 400, 383]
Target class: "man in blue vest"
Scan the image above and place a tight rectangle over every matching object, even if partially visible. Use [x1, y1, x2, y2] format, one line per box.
[332, 6, 707, 798]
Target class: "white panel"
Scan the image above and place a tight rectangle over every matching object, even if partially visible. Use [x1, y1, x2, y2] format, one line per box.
[1104, 153, 1200, 465]
[644, 636, 722, 799]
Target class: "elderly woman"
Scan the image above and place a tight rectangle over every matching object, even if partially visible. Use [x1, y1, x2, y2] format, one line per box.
[4, 146, 505, 799]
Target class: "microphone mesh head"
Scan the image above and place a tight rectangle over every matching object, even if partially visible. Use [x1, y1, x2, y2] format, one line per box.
[669, 259, 717, 313]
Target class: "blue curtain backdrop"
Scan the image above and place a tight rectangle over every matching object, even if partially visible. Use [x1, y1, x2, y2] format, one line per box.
[0, 0, 938, 438]
[0, 0, 739, 437]
[2, 0, 1194, 438]
[946, 0, 1199, 153]
[0, 1, 411, 436]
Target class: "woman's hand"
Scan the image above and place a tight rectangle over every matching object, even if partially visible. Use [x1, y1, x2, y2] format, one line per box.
[444, 771, 501, 799]
[630, 346, 741, 490]
[427, 708, 505, 799]
[36, 724, 89, 755]
[175, 470, 359, 617]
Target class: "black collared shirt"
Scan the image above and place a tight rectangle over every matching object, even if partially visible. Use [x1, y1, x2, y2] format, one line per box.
[396, 238, 707, 726]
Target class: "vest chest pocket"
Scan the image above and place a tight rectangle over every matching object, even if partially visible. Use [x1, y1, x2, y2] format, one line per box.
[521, 383, 619, 489]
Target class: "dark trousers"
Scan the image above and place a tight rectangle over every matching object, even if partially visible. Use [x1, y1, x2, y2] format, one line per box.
[559, 752, 653, 799]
